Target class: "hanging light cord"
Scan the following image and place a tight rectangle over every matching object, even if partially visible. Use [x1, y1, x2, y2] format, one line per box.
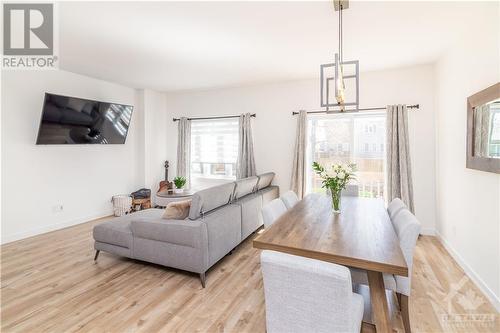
[341, 4, 344, 62]
[339, 3, 343, 63]
[338, 3, 341, 62]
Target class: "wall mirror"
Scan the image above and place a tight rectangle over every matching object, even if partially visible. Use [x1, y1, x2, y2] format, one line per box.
[467, 82, 500, 173]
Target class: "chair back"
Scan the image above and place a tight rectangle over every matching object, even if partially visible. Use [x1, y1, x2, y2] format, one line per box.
[280, 190, 300, 210]
[261, 250, 363, 333]
[342, 184, 359, 197]
[387, 198, 407, 220]
[392, 209, 421, 295]
[262, 199, 287, 228]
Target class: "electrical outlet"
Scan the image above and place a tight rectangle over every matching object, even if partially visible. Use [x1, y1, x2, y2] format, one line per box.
[52, 205, 64, 213]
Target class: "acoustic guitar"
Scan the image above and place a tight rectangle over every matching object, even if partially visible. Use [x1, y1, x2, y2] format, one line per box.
[158, 160, 173, 193]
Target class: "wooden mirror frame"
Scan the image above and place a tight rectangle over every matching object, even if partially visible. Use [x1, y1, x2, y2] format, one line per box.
[466, 82, 500, 173]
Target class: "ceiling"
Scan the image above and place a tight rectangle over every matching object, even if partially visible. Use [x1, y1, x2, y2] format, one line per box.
[58, 1, 492, 92]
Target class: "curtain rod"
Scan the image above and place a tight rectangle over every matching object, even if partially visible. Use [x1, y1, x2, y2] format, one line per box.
[291, 104, 419, 115]
[172, 113, 256, 122]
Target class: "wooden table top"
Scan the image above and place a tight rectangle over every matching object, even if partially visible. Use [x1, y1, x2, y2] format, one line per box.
[253, 193, 408, 276]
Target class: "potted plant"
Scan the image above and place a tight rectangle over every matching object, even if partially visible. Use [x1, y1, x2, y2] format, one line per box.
[312, 162, 356, 213]
[173, 176, 186, 194]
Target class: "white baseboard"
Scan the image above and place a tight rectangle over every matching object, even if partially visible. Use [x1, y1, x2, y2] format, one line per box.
[1, 211, 112, 245]
[436, 232, 500, 312]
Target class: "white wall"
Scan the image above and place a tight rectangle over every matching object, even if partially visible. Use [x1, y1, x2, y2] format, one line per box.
[165, 64, 437, 234]
[1, 70, 143, 243]
[435, 1, 500, 309]
[142, 89, 169, 203]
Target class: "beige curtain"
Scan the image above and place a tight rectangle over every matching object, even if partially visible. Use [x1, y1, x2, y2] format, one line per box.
[176, 117, 191, 186]
[474, 104, 491, 157]
[291, 110, 307, 198]
[237, 113, 256, 179]
[386, 105, 414, 212]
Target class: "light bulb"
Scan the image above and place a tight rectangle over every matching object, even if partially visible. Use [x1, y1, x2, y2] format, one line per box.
[335, 64, 345, 105]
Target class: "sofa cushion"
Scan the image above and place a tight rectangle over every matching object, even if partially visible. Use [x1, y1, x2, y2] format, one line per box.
[163, 200, 191, 220]
[131, 218, 207, 248]
[233, 176, 259, 200]
[93, 209, 163, 248]
[93, 219, 133, 248]
[256, 172, 275, 190]
[189, 182, 235, 220]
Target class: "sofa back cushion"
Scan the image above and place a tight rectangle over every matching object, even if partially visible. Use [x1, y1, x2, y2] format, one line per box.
[189, 182, 236, 220]
[256, 172, 275, 190]
[233, 176, 259, 200]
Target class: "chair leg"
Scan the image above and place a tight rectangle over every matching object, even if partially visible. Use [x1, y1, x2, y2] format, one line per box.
[199, 272, 206, 288]
[400, 294, 411, 333]
[94, 250, 100, 262]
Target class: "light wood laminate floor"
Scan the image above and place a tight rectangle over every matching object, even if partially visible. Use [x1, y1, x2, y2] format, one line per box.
[1, 217, 498, 332]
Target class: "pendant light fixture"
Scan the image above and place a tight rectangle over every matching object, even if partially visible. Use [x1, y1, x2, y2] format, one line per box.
[335, 1, 345, 106]
[320, 0, 359, 113]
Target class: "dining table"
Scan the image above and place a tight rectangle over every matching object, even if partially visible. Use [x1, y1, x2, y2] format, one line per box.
[253, 193, 408, 333]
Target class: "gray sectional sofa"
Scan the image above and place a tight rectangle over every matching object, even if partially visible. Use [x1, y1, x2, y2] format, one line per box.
[93, 172, 279, 287]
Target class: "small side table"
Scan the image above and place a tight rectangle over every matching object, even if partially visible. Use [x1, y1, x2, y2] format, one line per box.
[156, 189, 195, 208]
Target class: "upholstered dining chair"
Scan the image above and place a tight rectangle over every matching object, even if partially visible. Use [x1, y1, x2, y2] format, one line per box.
[261, 250, 364, 333]
[262, 198, 287, 228]
[387, 197, 407, 219]
[280, 190, 300, 210]
[342, 184, 359, 197]
[349, 209, 421, 333]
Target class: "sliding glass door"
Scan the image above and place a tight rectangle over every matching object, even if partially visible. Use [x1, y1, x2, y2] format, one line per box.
[305, 111, 386, 198]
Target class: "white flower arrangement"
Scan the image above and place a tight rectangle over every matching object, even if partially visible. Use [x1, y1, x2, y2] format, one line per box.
[312, 162, 357, 211]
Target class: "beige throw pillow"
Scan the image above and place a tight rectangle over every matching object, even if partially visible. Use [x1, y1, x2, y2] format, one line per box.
[162, 200, 191, 220]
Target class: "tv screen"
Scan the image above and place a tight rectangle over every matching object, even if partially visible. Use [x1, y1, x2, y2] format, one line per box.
[36, 93, 133, 144]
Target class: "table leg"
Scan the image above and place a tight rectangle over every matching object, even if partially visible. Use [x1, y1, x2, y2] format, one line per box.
[367, 270, 392, 333]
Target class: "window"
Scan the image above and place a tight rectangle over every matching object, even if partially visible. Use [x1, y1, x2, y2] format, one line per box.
[190, 119, 238, 187]
[306, 112, 386, 198]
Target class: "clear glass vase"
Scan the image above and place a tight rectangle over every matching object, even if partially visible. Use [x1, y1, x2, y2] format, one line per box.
[330, 188, 341, 213]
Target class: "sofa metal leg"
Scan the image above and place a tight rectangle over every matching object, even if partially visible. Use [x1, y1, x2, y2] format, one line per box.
[199, 272, 206, 288]
[400, 294, 411, 333]
[94, 250, 100, 262]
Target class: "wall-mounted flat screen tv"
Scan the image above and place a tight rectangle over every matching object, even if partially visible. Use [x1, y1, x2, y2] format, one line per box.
[36, 93, 133, 144]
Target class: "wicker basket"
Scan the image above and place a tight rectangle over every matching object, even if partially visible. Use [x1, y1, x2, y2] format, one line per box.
[112, 195, 132, 217]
